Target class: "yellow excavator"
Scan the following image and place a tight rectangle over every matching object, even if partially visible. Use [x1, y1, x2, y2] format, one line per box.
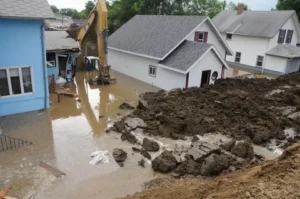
[77, 0, 115, 85]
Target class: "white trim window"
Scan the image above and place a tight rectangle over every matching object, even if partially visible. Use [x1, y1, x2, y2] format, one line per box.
[0, 66, 34, 98]
[256, 56, 264, 67]
[149, 65, 156, 77]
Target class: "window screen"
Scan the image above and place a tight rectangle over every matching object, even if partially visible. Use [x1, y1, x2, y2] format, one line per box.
[22, 67, 33, 93]
[9, 68, 22, 95]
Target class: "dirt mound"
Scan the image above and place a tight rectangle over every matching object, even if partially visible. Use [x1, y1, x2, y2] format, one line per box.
[133, 73, 300, 145]
[121, 142, 300, 199]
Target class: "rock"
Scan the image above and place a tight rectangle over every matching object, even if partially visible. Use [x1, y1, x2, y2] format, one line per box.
[138, 159, 145, 168]
[223, 139, 236, 151]
[99, 115, 105, 119]
[245, 191, 251, 198]
[137, 100, 148, 110]
[125, 117, 147, 130]
[142, 138, 160, 152]
[121, 131, 138, 144]
[113, 121, 126, 132]
[200, 154, 230, 176]
[141, 149, 152, 160]
[231, 141, 254, 160]
[132, 147, 142, 153]
[119, 102, 135, 110]
[174, 158, 202, 176]
[192, 135, 200, 142]
[105, 129, 110, 133]
[113, 149, 127, 167]
[152, 151, 178, 173]
[228, 166, 236, 172]
[188, 142, 221, 163]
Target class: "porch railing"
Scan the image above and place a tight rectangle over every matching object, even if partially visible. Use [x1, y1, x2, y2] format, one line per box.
[0, 135, 33, 152]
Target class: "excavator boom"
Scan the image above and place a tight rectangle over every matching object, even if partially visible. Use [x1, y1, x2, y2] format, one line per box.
[77, 0, 113, 84]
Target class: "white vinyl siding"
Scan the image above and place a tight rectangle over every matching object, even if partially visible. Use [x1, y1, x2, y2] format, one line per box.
[0, 66, 34, 98]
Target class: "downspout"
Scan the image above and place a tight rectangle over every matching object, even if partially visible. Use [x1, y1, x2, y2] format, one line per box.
[222, 51, 227, 79]
[40, 23, 48, 110]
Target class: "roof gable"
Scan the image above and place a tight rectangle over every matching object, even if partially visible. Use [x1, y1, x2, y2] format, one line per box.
[0, 0, 55, 19]
[213, 10, 295, 38]
[108, 15, 207, 59]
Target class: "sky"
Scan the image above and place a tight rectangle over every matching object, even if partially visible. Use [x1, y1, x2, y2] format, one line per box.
[48, 0, 278, 12]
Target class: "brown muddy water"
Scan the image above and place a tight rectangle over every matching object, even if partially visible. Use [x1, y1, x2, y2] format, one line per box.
[0, 70, 160, 199]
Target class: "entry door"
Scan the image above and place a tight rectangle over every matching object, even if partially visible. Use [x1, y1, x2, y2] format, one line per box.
[200, 70, 211, 87]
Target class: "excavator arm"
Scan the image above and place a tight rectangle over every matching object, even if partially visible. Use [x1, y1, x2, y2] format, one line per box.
[77, 0, 112, 83]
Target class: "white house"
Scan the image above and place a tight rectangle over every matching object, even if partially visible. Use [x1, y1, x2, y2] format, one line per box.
[213, 5, 300, 76]
[108, 15, 233, 90]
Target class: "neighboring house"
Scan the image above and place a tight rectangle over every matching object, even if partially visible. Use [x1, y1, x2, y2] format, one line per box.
[46, 31, 80, 80]
[0, 0, 54, 117]
[108, 15, 233, 90]
[213, 5, 300, 76]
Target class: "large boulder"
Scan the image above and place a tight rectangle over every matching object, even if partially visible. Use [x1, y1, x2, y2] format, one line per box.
[200, 154, 230, 176]
[142, 138, 160, 152]
[152, 151, 177, 173]
[231, 141, 254, 160]
[222, 139, 236, 151]
[112, 149, 127, 167]
[125, 117, 147, 130]
[187, 142, 220, 163]
[174, 158, 202, 176]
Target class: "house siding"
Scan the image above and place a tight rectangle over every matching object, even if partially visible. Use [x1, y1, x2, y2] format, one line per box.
[187, 21, 226, 59]
[108, 49, 186, 90]
[0, 18, 49, 116]
[265, 55, 287, 73]
[188, 50, 223, 87]
[222, 33, 269, 67]
[268, 17, 298, 51]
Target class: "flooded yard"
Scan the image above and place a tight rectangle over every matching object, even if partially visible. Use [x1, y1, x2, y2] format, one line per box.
[0, 70, 160, 199]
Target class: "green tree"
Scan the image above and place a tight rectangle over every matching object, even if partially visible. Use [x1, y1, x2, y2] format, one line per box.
[277, 0, 300, 19]
[85, 1, 96, 15]
[51, 5, 59, 13]
[188, 0, 223, 18]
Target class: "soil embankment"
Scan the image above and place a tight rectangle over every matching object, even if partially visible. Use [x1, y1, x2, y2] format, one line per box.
[121, 142, 300, 199]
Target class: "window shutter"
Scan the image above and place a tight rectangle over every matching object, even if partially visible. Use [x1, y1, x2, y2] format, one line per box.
[286, 30, 294, 43]
[204, 32, 208, 43]
[194, 32, 199, 41]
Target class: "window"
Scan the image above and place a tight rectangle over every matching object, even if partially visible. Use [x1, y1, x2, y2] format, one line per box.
[235, 52, 241, 63]
[149, 65, 156, 77]
[0, 66, 33, 97]
[226, 34, 232, 40]
[198, 32, 205, 43]
[256, 56, 264, 67]
[278, 29, 287, 44]
[286, 30, 294, 44]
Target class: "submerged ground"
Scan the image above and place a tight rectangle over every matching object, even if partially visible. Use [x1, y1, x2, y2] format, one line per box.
[0, 71, 159, 199]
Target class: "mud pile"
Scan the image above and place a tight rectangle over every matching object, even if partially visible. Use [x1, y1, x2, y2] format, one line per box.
[121, 142, 300, 199]
[134, 73, 300, 145]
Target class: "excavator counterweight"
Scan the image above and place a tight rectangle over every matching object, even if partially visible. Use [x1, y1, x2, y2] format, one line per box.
[77, 0, 115, 85]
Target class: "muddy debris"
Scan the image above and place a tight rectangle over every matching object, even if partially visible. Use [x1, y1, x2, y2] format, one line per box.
[138, 159, 145, 168]
[119, 102, 135, 110]
[222, 139, 236, 151]
[132, 147, 142, 153]
[152, 151, 178, 173]
[112, 149, 127, 167]
[132, 73, 300, 145]
[142, 138, 160, 152]
[121, 130, 138, 144]
[231, 141, 254, 160]
[200, 154, 230, 176]
[141, 149, 152, 160]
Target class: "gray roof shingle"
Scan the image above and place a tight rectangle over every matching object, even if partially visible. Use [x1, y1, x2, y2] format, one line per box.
[0, 0, 55, 19]
[266, 44, 300, 58]
[160, 40, 212, 72]
[212, 10, 295, 38]
[108, 15, 207, 59]
[46, 31, 80, 51]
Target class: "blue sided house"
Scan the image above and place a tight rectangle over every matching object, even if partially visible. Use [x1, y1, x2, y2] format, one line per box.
[0, 0, 55, 117]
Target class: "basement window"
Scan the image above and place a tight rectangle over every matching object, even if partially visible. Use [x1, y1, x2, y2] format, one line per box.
[226, 34, 232, 40]
[256, 56, 264, 67]
[0, 66, 33, 97]
[235, 52, 241, 63]
[149, 65, 156, 77]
